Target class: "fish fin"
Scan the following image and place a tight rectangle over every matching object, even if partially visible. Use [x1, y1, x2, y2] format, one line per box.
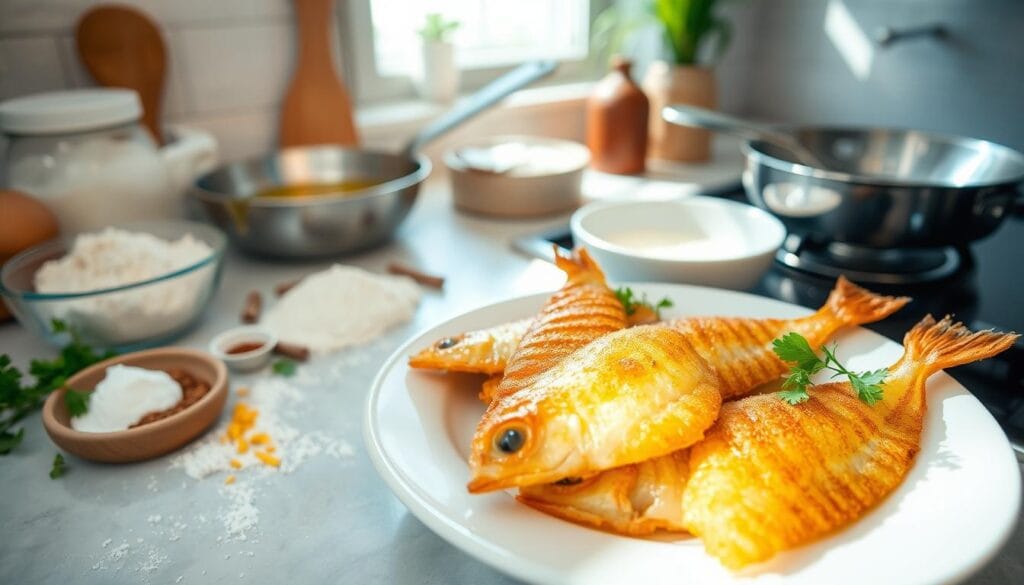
[824, 275, 910, 326]
[479, 375, 502, 404]
[553, 246, 607, 285]
[900, 314, 1018, 376]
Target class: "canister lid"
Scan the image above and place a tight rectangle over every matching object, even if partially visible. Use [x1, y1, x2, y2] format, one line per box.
[0, 89, 142, 135]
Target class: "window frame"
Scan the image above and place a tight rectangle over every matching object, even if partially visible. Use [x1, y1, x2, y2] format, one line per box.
[340, 0, 611, 104]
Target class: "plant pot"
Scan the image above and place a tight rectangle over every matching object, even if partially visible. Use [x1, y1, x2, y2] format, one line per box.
[417, 40, 459, 103]
[643, 61, 717, 163]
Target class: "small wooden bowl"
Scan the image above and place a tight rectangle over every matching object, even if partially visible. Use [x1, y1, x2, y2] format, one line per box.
[42, 348, 229, 463]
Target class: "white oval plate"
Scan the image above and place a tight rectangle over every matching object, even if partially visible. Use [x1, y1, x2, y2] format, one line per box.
[364, 284, 1020, 585]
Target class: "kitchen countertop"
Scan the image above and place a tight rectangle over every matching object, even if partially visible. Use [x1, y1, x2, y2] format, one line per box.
[0, 179, 1021, 584]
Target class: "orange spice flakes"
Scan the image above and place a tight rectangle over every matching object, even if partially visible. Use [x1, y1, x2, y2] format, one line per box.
[236, 386, 250, 397]
[224, 474, 236, 485]
[221, 401, 281, 470]
[254, 451, 280, 468]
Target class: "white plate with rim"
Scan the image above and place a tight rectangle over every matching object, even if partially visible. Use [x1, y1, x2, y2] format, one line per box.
[364, 284, 1021, 585]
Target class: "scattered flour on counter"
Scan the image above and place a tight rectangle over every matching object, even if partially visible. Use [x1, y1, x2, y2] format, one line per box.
[220, 483, 259, 540]
[262, 264, 421, 353]
[171, 378, 353, 480]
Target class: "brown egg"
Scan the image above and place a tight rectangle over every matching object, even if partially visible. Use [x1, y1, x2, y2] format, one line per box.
[0, 189, 60, 321]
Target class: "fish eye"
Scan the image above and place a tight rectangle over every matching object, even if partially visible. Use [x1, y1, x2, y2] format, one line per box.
[494, 427, 526, 454]
[437, 337, 459, 349]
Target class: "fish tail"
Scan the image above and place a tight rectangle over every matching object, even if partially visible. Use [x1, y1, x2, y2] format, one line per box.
[900, 314, 1017, 377]
[554, 246, 607, 285]
[823, 276, 910, 327]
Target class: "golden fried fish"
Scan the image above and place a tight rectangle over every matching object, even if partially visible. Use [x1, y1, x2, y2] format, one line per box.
[491, 247, 626, 401]
[468, 325, 722, 493]
[682, 315, 1018, 569]
[407, 318, 532, 375]
[411, 276, 907, 392]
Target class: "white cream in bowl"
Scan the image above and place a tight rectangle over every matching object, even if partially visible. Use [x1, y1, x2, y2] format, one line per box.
[570, 197, 787, 290]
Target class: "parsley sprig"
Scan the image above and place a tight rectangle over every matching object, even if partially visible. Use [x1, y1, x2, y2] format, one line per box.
[0, 319, 115, 454]
[772, 332, 887, 406]
[49, 453, 67, 479]
[272, 359, 297, 377]
[615, 287, 674, 319]
[64, 389, 92, 417]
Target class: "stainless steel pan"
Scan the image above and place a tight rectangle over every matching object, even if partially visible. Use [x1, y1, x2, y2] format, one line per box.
[191, 60, 557, 258]
[664, 105, 1024, 248]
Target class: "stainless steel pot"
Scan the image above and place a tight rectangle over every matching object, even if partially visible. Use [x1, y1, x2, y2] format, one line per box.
[664, 106, 1024, 249]
[191, 61, 557, 258]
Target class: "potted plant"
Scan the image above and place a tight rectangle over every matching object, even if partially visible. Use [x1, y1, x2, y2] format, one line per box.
[594, 0, 732, 162]
[416, 13, 460, 103]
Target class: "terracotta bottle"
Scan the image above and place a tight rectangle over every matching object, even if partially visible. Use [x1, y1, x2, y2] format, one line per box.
[586, 57, 649, 175]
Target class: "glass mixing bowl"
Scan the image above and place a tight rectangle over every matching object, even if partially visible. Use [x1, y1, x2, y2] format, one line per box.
[1, 220, 226, 351]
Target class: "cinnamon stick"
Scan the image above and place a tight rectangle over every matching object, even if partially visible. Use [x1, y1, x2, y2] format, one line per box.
[274, 341, 310, 362]
[274, 277, 302, 297]
[240, 290, 262, 323]
[387, 262, 445, 289]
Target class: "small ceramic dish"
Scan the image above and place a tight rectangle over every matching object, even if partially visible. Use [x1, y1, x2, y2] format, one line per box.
[42, 347, 228, 463]
[208, 326, 277, 372]
[571, 197, 787, 290]
[445, 135, 590, 218]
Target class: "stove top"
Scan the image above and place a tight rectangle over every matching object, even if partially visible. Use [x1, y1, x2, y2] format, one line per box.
[514, 195, 1024, 451]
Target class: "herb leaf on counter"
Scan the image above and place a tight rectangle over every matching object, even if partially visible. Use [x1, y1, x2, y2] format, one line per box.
[64, 389, 92, 417]
[49, 453, 66, 479]
[272, 359, 297, 377]
[0, 319, 115, 455]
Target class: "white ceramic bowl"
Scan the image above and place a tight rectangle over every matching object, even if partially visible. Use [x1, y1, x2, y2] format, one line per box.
[570, 197, 786, 290]
[208, 325, 277, 372]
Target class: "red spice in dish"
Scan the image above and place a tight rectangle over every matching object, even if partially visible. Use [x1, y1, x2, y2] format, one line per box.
[226, 341, 267, 355]
[130, 369, 211, 428]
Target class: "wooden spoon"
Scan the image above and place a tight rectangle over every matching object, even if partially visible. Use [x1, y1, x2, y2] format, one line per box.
[76, 5, 167, 144]
[279, 0, 359, 147]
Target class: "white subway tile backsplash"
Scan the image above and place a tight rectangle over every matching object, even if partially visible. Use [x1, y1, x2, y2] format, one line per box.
[0, 0, 95, 34]
[120, 0, 291, 27]
[178, 23, 295, 114]
[0, 36, 68, 100]
[170, 108, 279, 162]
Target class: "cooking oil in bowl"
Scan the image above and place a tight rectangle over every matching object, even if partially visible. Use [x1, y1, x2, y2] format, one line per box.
[253, 179, 384, 199]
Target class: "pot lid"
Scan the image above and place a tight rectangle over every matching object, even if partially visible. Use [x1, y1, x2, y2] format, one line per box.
[0, 89, 142, 135]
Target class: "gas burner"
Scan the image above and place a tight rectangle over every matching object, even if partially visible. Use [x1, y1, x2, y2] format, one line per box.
[775, 235, 968, 285]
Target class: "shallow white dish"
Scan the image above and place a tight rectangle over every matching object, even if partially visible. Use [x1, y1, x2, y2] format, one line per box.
[208, 325, 276, 372]
[364, 284, 1020, 585]
[570, 198, 785, 290]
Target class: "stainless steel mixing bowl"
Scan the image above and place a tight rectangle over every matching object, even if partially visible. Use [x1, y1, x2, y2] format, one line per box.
[190, 60, 557, 258]
[191, 147, 429, 258]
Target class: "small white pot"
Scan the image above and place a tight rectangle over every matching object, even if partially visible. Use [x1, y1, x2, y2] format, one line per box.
[417, 40, 459, 103]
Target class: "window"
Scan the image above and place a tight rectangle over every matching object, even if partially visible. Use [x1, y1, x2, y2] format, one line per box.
[344, 0, 601, 102]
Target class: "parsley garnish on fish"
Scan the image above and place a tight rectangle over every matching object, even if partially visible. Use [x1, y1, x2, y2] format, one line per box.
[615, 287, 674, 318]
[64, 389, 92, 417]
[0, 319, 115, 455]
[772, 332, 887, 406]
[49, 453, 66, 479]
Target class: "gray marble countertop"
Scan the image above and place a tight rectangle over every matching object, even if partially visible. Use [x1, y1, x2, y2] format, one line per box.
[0, 181, 1020, 584]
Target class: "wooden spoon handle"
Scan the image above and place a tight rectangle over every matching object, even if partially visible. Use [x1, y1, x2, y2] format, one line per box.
[279, 0, 359, 147]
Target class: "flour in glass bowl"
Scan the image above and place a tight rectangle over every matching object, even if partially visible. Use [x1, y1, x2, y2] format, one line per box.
[33, 227, 215, 344]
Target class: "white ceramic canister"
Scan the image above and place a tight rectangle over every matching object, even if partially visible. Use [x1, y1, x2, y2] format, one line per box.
[0, 89, 217, 234]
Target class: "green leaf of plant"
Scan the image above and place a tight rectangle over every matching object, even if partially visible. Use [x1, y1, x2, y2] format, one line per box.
[778, 387, 810, 405]
[272, 359, 297, 377]
[0, 428, 25, 455]
[772, 332, 820, 366]
[49, 453, 66, 479]
[64, 389, 92, 418]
